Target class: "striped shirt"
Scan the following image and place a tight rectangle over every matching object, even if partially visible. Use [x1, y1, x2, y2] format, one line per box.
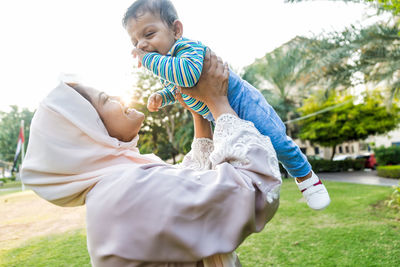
[142, 37, 210, 117]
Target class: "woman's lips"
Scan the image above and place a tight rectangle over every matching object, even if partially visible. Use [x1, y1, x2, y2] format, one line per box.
[126, 108, 144, 119]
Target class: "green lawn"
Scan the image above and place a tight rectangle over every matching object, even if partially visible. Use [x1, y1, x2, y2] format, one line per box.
[0, 180, 22, 189]
[0, 229, 90, 267]
[0, 180, 399, 267]
[0, 180, 23, 196]
[237, 180, 400, 266]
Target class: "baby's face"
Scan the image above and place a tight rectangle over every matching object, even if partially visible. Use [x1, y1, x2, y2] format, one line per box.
[126, 12, 177, 55]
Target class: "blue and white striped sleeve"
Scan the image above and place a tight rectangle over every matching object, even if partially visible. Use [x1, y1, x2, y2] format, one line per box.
[142, 40, 206, 88]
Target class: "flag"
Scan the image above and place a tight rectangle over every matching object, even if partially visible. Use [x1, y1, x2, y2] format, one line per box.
[12, 123, 25, 172]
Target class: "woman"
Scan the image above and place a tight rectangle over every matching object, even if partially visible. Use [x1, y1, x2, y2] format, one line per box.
[21, 51, 281, 266]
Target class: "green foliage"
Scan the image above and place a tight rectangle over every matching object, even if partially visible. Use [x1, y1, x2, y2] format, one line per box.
[374, 145, 400, 165]
[0, 106, 34, 168]
[377, 165, 400, 178]
[286, 1, 400, 100]
[298, 90, 400, 159]
[242, 37, 311, 136]
[308, 158, 365, 172]
[129, 69, 193, 162]
[385, 182, 400, 210]
[367, 0, 400, 14]
[0, 176, 16, 183]
[285, 0, 400, 15]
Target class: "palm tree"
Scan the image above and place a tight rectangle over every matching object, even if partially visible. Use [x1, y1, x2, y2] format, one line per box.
[242, 37, 312, 136]
[285, 0, 400, 15]
[285, 0, 400, 101]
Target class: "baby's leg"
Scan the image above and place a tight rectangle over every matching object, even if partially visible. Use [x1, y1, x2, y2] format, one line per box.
[234, 87, 310, 177]
[232, 83, 330, 210]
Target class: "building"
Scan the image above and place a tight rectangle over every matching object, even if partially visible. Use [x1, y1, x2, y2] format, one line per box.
[294, 128, 400, 159]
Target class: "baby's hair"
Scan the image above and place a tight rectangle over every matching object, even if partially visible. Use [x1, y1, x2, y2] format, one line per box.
[122, 0, 178, 28]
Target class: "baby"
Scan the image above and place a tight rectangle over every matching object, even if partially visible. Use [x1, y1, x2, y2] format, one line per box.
[122, 0, 330, 210]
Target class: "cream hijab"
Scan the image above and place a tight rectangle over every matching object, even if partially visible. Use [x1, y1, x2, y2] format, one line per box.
[21, 82, 161, 207]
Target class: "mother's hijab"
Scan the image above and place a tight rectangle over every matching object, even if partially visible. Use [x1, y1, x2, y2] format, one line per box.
[21, 82, 160, 206]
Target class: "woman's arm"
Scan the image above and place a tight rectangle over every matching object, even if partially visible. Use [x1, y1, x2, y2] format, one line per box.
[176, 92, 212, 140]
[176, 92, 213, 171]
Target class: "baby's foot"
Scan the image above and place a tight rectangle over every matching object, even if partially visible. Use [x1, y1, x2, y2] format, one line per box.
[296, 171, 330, 210]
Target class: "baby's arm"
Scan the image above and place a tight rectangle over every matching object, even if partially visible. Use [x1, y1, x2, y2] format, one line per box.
[142, 41, 205, 88]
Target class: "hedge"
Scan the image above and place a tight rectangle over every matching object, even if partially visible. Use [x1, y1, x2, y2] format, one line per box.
[278, 159, 365, 176]
[374, 146, 400, 165]
[377, 165, 400, 179]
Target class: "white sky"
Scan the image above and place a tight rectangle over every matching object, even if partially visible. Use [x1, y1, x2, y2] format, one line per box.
[0, 0, 376, 112]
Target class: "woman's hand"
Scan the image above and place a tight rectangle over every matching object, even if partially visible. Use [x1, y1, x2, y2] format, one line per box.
[179, 49, 237, 119]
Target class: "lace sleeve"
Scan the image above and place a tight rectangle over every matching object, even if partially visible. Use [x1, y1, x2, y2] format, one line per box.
[179, 137, 214, 171]
[210, 114, 281, 199]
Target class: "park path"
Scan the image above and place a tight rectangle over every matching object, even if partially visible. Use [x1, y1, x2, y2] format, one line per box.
[0, 190, 85, 252]
[317, 170, 399, 187]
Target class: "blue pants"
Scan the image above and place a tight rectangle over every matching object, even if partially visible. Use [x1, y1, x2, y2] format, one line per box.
[205, 70, 311, 178]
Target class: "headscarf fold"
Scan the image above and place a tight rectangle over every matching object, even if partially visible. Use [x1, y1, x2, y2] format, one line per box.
[21, 82, 161, 206]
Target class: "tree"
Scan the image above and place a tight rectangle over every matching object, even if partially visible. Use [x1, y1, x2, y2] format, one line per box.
[297, 90, 400, 159]
[0, 106, 34, 168]
[286, 0, 400, 100]
[285, 0, 400, 15]
[242, 37, 312, 136]
[129, 69, 193, 163]
[298, 23, 400, 100]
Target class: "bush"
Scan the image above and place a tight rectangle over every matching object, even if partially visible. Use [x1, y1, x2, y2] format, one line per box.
[377, 165, 400, 178]
[385, 182, 400, 210]
[308, 158, 366, 172]
[374, 146, 400, 166]
[353, 159, 366, 170]
[0, 176, 16, 183]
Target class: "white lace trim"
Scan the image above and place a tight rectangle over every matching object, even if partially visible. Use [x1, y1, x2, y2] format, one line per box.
[180, 138, 214, 171]
[210, 114, 281, 179]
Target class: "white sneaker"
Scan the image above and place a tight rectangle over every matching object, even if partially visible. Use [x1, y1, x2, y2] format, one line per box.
[296, 171, 331, 210]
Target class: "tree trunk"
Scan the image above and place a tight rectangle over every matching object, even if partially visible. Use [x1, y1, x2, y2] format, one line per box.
[286, 112, 292, 137]
[171, 152, 176, 164]
[330, 145, 336, 160]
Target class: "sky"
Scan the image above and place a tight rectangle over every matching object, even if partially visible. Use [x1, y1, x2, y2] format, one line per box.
[0, 0, 379, 112]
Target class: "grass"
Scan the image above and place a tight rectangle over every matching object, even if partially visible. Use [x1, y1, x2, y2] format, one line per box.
[0, 180, 23, 196]
[0, 180, 22, 189]
[0, 180, 399, 266]
[0, 229, 90, 267]
[237, 180, 400, 266]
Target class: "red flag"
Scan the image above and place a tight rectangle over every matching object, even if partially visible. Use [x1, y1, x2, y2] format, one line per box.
[12, 124, 25, 172]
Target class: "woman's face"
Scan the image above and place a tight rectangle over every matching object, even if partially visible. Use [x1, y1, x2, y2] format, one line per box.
[74, 84, 145, 142]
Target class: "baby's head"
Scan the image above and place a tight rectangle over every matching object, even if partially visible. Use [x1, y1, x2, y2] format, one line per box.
[123, 0, 183, 55]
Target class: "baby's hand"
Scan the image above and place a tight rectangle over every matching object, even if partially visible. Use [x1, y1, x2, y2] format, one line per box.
[147, 93, 162, 112]
[131, 48, 146, 68]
